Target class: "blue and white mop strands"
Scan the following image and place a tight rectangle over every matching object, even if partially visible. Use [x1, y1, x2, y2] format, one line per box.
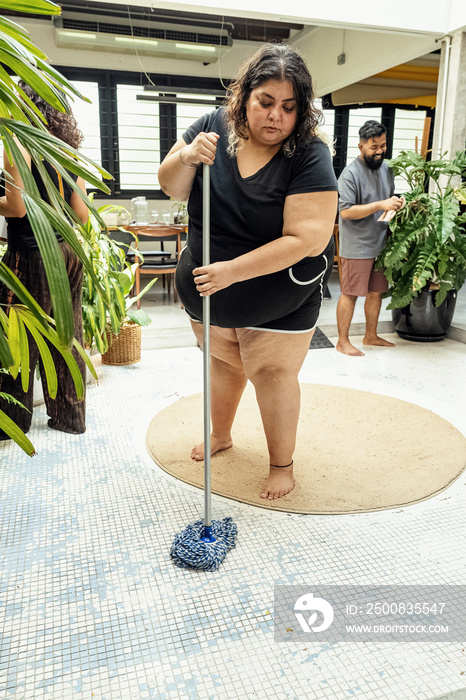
[170, 163, 238, 571]
[170, 518, 238, 572]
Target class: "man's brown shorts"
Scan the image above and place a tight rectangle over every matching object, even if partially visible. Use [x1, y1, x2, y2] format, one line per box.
[340, 258, 388, 297]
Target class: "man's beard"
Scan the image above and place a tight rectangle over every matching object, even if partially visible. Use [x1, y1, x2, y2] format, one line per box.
[363, 152, 386, 170]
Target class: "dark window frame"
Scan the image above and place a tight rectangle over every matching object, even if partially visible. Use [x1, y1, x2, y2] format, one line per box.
[57, 67, 435, 195]
[57, 66, 227, 199]
[323, 95, 435, 178]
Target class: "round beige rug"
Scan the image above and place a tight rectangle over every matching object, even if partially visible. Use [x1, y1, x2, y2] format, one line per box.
[146, 384, 466, 514]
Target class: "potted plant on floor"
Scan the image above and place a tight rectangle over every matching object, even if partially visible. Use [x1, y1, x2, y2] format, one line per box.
[80, 202, 156, 365]
[376, 149, 466, 341]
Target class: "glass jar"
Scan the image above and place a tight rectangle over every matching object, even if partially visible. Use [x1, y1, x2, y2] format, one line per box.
[131, 196, 149, 225]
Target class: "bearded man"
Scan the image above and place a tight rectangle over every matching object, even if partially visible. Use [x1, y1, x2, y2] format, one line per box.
[336, 120, 404, 356]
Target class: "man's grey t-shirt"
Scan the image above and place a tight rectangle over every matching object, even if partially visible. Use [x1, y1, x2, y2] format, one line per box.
[338, 157, 395, 259]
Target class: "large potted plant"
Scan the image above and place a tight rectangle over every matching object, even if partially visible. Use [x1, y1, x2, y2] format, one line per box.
[80, 202, 156, 364]
[0, 0, 112, 453]
[376, 149, 466, 341]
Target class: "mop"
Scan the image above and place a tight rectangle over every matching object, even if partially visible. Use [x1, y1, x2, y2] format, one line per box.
[170, 163, 238, 572]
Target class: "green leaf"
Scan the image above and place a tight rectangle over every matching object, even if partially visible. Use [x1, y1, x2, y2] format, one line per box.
[115, 271, 133, 297]
[73, 341, 98, 382]
[19, 194, 109, 307]
[0, 409, 36, 456]
[379, 148, 466, 307]
[23, 193, 75, 348]
[2, 119, 112, 190]
[0, 263, 52, 332]
[16, 310, 30, 392]
[0, 17, 47, 59]
[18, 309, 58, 399]
[125, 276, 157, 309]
[0, 119, 112, 193]
[0, 78, 44, 126]
[7, 307, 20, 378]
[0, 0, 61, 14]
[0, 391, 28, 409]
[434, 281, 452, 307]
[455, 185, 466, 205]
[126, 308, 152, 326]
[438, 191, 460, 244]
[32, 58, 90, 104]
[0, 48, 68, 111]
[21, 310, 85, 400]
[0, 327, 13, 368]
[0, 133, 78, 349]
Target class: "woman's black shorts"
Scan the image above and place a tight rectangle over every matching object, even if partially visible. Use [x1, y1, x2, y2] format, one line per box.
[175, 236, 335, 333]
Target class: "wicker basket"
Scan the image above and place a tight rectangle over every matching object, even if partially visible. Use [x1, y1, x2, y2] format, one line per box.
[101, 322, 141, 366]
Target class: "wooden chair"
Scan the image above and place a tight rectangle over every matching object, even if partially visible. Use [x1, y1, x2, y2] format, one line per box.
[107, 228, 180, 305]
[136, 252, 179, 304]
[131, 229, 183, 306]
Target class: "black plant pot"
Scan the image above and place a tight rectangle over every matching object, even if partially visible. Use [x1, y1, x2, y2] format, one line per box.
[392, 288, 457, 342]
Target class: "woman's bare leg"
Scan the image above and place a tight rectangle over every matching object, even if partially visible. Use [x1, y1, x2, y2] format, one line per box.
[190, 322, 247, 461]
[191, 354, 247, 460]
[238, 328, 314, 499]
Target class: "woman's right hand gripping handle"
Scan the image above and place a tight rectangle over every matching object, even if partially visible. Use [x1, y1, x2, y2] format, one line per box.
[158, 131, 219, 200]
[179, 131, 219, 168]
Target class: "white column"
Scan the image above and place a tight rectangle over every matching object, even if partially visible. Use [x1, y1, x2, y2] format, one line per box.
[432, 30, 466, 160]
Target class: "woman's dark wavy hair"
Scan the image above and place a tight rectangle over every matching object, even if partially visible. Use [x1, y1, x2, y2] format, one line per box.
[225, 43, 323, 156]
[19, 81, 83, 150]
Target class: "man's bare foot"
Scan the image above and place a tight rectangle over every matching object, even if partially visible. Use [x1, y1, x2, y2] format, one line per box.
[363, 335, 395, 347]
[260, 464, 295, 500]
[191, 435, 233, 461]
[336, 339, 365, 357]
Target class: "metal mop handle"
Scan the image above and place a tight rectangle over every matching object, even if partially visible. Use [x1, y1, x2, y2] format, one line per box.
[202, 163, 215, 542]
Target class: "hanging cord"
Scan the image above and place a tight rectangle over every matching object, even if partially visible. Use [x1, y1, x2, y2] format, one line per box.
[217, 15, 233, 92]
[126, 4, 157, 87]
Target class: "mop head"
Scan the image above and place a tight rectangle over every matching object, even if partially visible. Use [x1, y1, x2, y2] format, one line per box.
[170, 517, 238, 571]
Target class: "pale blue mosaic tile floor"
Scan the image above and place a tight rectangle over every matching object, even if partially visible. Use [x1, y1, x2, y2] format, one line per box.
[1, 335, 466, 700]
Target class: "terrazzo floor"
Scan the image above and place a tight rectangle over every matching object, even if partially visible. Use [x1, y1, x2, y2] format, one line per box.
[1, 276, 466, 700]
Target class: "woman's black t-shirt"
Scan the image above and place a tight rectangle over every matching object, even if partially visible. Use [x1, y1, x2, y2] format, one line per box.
[182, 107, 338, 265]
[177, 108, 338, 330]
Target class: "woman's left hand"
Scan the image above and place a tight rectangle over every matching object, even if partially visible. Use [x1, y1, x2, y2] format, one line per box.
[193, 261, 236, 296]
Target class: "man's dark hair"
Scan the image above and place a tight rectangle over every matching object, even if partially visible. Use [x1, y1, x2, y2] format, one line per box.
[359, 120, 387, 142]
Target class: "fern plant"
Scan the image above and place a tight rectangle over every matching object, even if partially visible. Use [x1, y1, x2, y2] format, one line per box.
[376, 150, 466, 309]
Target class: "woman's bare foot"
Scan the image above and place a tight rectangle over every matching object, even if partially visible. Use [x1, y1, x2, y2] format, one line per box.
[363, 335, 395, 347]
[260, 463, 295, 500]
[336, 339, 365, 356]
[191, 435, 233, 461]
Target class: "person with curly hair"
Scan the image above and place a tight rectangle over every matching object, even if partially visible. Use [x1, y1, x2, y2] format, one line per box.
[0, 81, 89, 438]
[158, 43, 338, 500]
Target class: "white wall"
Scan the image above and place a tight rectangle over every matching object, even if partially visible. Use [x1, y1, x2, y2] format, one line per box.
[448, 0, 466, 33]
[84, 0, 449, 36]
[432, 31, 466, 161]
[21, 18, 255, 80]
[292, 27, 438, 96]
[22, 16, 439, 98]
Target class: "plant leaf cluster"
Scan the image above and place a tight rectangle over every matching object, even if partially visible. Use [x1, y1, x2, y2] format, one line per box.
[0, 0, 112, 452]
[376, 150, 466, 309]
[80, 202, 156, 353]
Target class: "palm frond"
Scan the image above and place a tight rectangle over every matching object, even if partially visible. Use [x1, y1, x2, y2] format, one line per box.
[0, 0, 61, 15]
[0, 409, 36, 455]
